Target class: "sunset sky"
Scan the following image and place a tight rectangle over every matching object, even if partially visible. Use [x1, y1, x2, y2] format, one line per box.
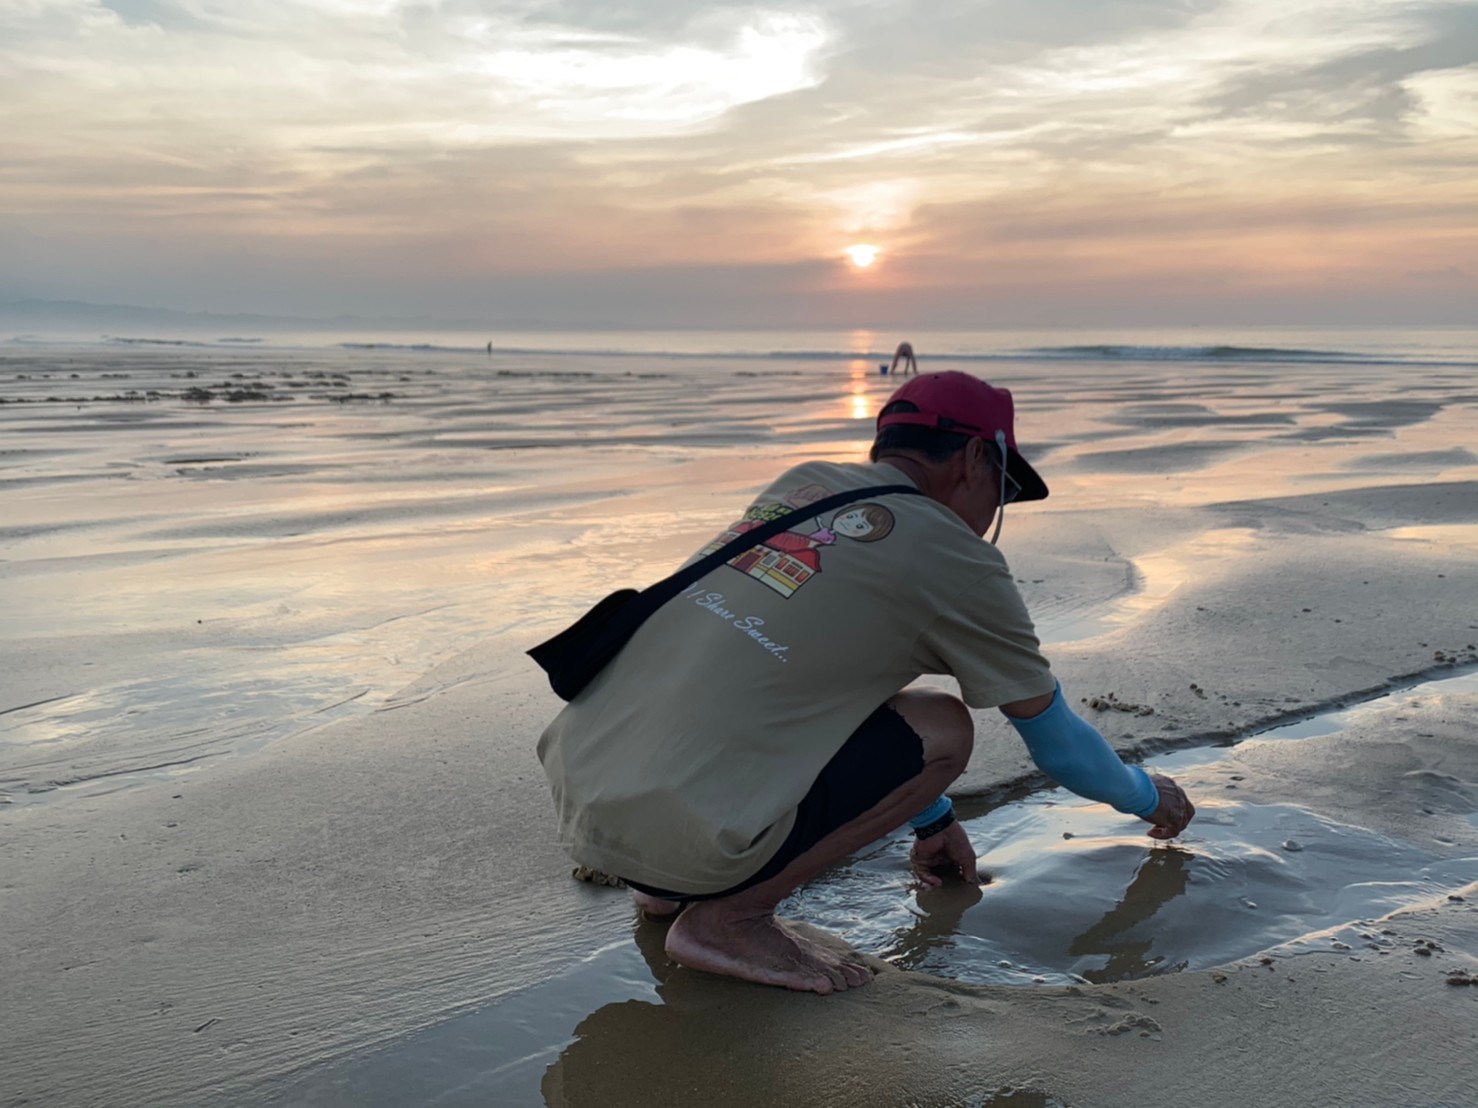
[2, 0, 1475, 327]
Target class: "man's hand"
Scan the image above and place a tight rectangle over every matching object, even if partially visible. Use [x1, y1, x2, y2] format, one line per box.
[909, 821, 981, 886]
[1142, 773, 1195, 840]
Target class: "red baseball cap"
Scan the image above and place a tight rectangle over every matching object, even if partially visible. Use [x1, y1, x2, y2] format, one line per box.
[876, 371, 1049, 501]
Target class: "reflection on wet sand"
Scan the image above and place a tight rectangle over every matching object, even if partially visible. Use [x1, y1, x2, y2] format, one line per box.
[544, 866, 1191, 1108]
[885, 880, 984, 972]
[543, 917, 802, 1107]
[842, 839, 1194, 986]
[546, 853, 1188, 1101]
[543, 916, 1070, 1108]
[788, 674, 1478, 990]
[1069, 848, 1192, 982]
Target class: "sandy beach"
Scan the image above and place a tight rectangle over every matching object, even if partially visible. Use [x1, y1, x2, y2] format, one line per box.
[3, 332, 1477, 1107]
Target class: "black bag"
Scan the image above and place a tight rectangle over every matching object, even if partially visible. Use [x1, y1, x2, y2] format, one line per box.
[527, 484, 920, 700]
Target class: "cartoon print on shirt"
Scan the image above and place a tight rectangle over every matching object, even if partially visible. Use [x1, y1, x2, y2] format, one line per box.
[697, 486, 898, 598]
[831, 503, 894, 542]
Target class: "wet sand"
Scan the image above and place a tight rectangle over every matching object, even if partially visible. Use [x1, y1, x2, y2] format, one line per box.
[3, 337, 1477, 1106]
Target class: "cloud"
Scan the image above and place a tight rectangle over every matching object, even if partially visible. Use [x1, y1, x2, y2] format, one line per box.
[1, 0, 1476, 323]
[1199, 3, 1478, 134]
[481, 11, 828, 128]
[0, 2, 833, 156]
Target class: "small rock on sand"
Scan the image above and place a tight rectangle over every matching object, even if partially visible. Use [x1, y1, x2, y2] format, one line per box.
[1085, 692, 1155, 715]
[571, 866, 626, 888]
[1096, 1013, 1163, 1036]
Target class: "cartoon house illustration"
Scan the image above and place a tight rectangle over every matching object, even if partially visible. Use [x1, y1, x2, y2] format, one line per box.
[701, 513, 830, 599]
[729, 542, 821, 598]
[699, 484, 841, 598]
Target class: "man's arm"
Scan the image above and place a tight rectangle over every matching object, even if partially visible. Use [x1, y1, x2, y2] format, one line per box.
[1001, 682, 1195, 839]
[1000, 690, 1054, 719]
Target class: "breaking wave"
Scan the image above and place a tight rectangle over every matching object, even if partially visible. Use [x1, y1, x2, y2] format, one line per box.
[106, 336, 216, 347]
[339, 342, 484, 354]
[1020, 344, 1369, 362]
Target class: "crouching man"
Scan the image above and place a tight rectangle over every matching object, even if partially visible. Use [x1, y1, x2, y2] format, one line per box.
[538, 372, 1194, 994]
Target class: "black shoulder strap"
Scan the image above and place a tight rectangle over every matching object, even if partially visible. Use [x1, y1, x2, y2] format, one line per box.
[640, 483, 921, 609]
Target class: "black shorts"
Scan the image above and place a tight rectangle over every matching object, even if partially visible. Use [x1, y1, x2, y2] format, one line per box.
[624, 702, 927, 902]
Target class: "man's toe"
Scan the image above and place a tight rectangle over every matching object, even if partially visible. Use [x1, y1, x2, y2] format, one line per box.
[818, 963, 848, 991]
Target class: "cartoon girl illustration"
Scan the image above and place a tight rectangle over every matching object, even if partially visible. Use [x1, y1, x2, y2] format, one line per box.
[830, 503, 894, 543]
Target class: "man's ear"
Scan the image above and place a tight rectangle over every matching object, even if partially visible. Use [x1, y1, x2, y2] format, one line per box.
[961, 438, 989, 488]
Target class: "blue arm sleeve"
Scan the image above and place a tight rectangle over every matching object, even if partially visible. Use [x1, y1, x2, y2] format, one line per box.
[1004, 683, 1160, 818]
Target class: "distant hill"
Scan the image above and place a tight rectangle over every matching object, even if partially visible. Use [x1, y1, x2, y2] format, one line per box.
[0, 298, 327, 333]
[0, 298, 571, 336]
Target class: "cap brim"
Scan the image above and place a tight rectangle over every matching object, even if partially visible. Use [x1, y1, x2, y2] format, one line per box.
[1007, 448, 1049, 502]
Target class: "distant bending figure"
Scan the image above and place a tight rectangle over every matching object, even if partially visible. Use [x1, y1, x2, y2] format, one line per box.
[890, 342, 918, 376]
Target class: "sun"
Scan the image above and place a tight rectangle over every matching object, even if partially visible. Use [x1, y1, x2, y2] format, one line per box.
[844, 243, 880, 269]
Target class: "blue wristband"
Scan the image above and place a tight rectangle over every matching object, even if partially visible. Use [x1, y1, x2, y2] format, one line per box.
[908, 795, 953, 830]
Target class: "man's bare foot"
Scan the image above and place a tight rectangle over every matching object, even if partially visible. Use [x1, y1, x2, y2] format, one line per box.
[630, 888, 683, 918]
[665, 902, 872, 993]
[785, 923, 872, 988]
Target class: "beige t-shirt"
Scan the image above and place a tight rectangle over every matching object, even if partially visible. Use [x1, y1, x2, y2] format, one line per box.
[536, 461, 1055, 894]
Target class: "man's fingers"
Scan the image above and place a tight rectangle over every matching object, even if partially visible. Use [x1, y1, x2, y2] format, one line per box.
[1143, 775, 1196, 840]
[955, 848, 980, 883]
[912, 825, 982, 884]
[1146, 805, 1192, 839]
[911, 851, 943, 886]
[1173, 792, 1195, 834]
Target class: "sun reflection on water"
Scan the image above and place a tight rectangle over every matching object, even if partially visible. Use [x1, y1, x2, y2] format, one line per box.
[842, 357, 877, 421]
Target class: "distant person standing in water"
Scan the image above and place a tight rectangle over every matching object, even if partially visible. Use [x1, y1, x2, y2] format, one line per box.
[890, 341, 918, 375]
[537, 372, 1195, 994]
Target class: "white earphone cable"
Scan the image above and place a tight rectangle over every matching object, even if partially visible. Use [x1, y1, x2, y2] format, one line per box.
[990, 430, 1008, 545]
